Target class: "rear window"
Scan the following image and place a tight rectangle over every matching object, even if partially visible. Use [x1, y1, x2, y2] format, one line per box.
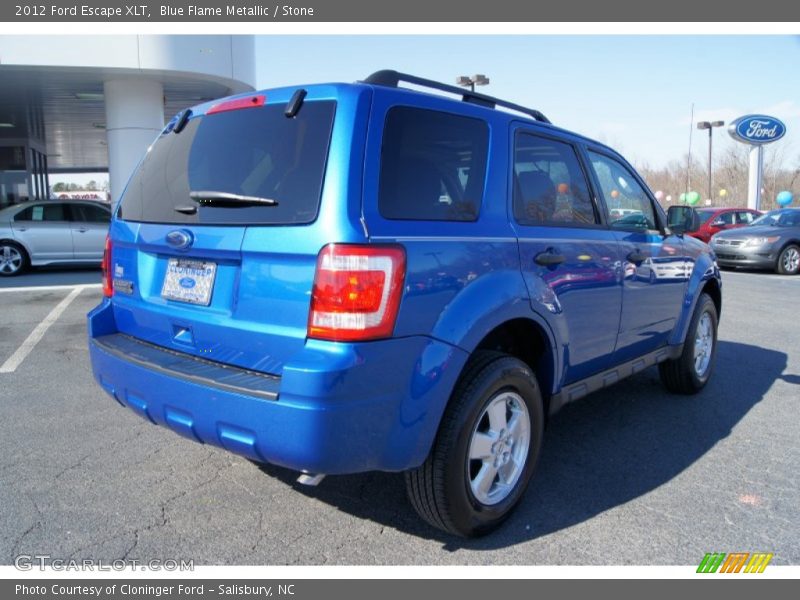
[118, 101, 336, 225]
[378, 106, 488, 222]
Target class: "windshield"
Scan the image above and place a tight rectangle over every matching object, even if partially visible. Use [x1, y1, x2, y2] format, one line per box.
[696, 209, 718, 225]
[750, 209, 800, 227]
[118, 101, 336, 225]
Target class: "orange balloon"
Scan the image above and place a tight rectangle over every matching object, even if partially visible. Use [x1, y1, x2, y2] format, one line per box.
[557, 183, 569, 194]
[611, 190, 620, 199]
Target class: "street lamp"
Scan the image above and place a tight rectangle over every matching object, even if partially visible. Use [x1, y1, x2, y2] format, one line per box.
[456, 74, 490, 92]
[697, 120, 725, 203]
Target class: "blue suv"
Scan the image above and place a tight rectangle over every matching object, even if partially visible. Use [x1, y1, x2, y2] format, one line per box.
[88, 70, 721, 537]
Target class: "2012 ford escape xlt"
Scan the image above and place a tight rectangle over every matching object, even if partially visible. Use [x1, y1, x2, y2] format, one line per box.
[88, 71, 721, 537]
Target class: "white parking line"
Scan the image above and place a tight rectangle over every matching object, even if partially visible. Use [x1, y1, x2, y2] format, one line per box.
[0, 283, 101, 294]
[0, 286, 86, 374]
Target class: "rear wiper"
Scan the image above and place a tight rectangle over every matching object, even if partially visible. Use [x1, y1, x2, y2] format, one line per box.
[189, 191, 279, 206]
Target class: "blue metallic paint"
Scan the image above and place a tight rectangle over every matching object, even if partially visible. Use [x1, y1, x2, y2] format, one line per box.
[88, 79, 721, 475]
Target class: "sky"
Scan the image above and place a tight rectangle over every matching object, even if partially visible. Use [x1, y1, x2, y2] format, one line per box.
[57, 35, 800, 188]
[255, 35, 800, 170]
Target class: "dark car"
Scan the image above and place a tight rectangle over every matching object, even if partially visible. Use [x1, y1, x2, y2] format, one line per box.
[88, 70, 721, 537]
[689, 207, 761, 244]
[711, 208, 800, 274]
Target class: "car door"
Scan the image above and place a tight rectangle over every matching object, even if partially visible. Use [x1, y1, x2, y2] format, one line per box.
[585, 149, 687, 361]
[10, 202, 74, 261]
[68, 203, 111, 260]
[511, 129, 623, 384]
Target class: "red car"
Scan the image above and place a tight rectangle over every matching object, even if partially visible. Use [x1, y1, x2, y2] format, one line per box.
[688, 207, 762, 243]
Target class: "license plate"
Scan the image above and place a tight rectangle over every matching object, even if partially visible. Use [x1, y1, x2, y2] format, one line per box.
[161, 258, 217, 306]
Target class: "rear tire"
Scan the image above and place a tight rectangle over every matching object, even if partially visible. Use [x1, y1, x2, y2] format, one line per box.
[405, 352, 544, 537]
[775, 244, 800, 275]
[0, 241, 28, 277]
[659, 293, 718, 394]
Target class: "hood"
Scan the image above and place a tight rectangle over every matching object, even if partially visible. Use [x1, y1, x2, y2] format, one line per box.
[713, 225, 783, 239]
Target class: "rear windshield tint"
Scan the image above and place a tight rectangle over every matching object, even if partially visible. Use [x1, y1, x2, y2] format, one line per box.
[118, 101, 335, 225]
[378, 106, 488, 222]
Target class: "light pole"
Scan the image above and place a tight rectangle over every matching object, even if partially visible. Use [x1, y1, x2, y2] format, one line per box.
[697, 120, 724, 203]
[456, 74, 490, 92]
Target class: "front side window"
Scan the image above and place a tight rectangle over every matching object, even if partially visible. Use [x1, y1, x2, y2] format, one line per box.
[14, 203, 67, 222]
[513, 133, 598, 226]
[378, 106, 488, 221]
[716, 211, 735, 226]
[588, 151, 657, 231]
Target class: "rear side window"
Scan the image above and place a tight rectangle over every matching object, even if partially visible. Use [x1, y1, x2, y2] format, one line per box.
[378, 106, 488, 222]
[513, 133, 598, 226]
[71, 203, 111, 223]
[119, 101, 336, 225]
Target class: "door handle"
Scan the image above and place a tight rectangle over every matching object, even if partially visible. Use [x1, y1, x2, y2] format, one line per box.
[77, 228, 88, 233]
[534, 251, 566, 267]
[17, 227, 27, 232]
[627, 250, 646, 263]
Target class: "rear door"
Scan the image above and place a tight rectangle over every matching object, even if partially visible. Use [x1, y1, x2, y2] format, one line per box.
[585, 149, 687, 361]
[11, 202, 74, 261]
[512, 129, 623, 383]
[111, 90, 346, 375]
[68, 202, 111, 260]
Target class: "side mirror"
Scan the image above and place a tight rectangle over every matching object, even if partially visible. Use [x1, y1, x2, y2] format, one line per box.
[667, 205, 700, 235]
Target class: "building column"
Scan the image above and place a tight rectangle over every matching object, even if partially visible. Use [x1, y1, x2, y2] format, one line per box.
[104, 79, 164, 206]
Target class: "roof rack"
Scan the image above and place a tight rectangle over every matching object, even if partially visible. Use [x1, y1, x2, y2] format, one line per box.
[362, 69, 551, 124]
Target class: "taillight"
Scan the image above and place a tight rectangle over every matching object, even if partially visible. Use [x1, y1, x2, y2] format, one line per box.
[308, 244, 406, 342]
[102, 235, 113, 297]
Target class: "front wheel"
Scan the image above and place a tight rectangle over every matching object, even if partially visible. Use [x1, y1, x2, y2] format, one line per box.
[776, 244, 800, 275]
[659, 293, 718, 394]
[0, 242, 28, 277]
[405, 352, 544, 537]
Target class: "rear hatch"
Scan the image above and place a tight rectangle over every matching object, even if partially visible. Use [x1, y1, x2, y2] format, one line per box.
[109, 88, 350, 375]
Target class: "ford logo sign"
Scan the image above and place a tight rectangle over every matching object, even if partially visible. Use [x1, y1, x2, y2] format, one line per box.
[165, 229, 193, 250]
[728, 114, 786, 146]
[179, 277, 196, 289]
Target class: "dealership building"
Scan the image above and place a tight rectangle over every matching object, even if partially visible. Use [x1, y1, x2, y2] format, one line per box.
[0, 35, 256, 208]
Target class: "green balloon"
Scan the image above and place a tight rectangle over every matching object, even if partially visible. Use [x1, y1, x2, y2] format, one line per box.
[679, 192, 687, 202]
[686, 191, 701, 206]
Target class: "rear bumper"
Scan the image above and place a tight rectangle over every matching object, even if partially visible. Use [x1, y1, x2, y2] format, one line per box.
[88, 300, 468, 475]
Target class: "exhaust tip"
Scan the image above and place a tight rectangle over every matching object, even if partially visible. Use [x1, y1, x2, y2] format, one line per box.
[296, 472, 326, 486]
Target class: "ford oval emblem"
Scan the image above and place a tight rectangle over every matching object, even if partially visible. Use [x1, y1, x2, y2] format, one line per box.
[728, 114, 786, 146]
[179, 277, 196, 289]
[166, 229, 193, 250]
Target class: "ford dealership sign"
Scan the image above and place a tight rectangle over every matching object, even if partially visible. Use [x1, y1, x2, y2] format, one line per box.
[728, 114, 786, 145]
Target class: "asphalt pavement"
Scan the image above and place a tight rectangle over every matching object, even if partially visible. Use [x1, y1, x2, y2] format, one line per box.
[0, 268, 798, 565]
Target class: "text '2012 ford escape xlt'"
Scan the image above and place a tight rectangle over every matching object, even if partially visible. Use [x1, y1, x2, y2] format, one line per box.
[88, 71, 721, 537]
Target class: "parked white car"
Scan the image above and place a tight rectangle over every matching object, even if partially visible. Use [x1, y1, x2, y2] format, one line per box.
[0, 200, 111, 276]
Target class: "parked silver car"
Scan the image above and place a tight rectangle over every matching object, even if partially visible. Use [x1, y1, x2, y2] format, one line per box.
[0, 200, 111, 276]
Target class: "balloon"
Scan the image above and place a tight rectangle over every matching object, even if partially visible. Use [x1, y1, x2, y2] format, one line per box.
[611, 190, 620, 199]
[686, 191, 701, 205]
[719, 188, 727, 197]
[679, 192, 687, 203]
[655, 190, 664, 200]
[776, 191, 793, 206]
[666, 195, 672, 202]
[557, 182, 569, 194]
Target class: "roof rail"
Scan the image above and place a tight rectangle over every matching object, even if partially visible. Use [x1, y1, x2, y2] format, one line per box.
[362, 69, 551, 124]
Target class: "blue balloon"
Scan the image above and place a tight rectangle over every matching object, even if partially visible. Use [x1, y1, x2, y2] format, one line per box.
[777, 191, 793, 206]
